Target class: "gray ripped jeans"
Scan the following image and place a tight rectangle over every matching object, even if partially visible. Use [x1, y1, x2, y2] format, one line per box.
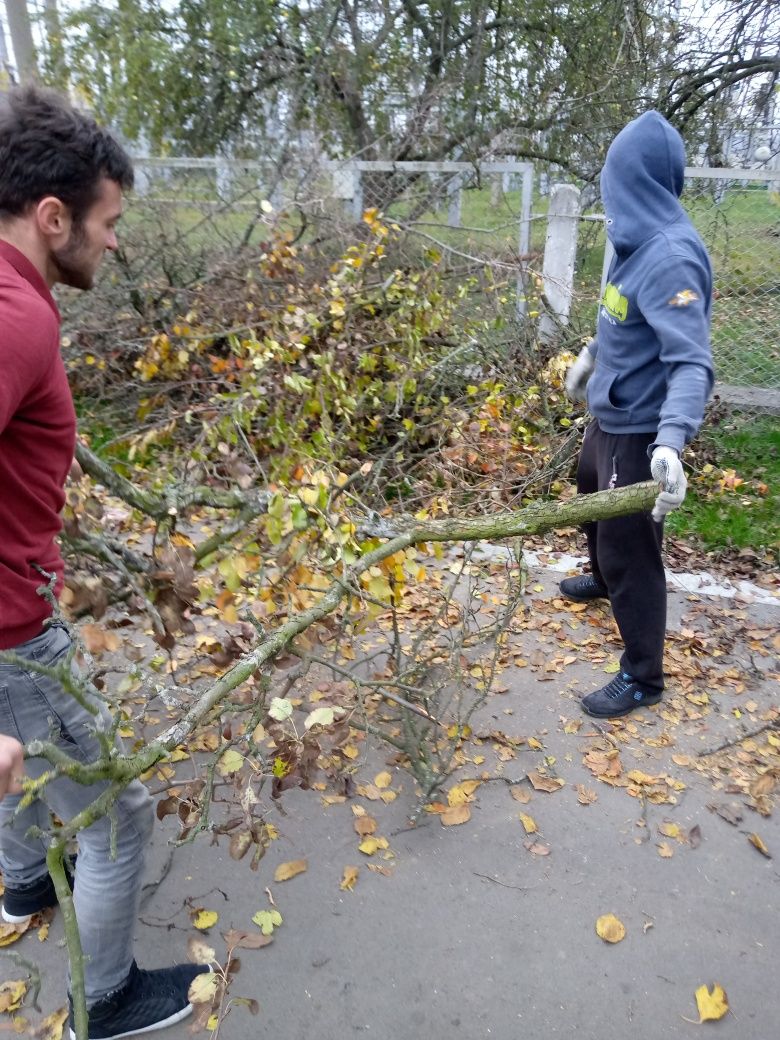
[0, 624, 153, 1004]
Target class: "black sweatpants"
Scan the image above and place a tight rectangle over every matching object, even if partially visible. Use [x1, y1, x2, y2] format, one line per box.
[577, 420, 665, 693]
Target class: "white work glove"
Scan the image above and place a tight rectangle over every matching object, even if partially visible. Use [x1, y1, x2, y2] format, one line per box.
[650, 446, 687, 522]
[564, 344, 595, 403]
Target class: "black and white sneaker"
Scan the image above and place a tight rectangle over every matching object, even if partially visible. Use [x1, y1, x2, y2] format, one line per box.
[559, 574, 609, 602]
[69, 961, 212, 1040]
[581, 672, 662, 718]
[2, 857, 76, 924]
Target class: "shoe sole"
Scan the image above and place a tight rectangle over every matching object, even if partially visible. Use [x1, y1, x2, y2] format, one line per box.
[69, 1001, 194, 1040]
[581, 693, 662, 719]
[560, 589, 608, 603]
[1, 908, 34, 925]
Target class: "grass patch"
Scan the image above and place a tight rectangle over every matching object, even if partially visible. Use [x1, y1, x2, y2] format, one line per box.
[667, 416, 779, 555]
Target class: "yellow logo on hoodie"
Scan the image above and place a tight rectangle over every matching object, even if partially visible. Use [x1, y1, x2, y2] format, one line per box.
[601, 282, 628, 321]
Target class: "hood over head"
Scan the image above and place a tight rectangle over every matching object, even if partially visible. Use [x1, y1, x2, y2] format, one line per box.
[600, 111, 687, 255]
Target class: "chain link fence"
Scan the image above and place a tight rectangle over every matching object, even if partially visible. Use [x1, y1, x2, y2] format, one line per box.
[573, 169, 780, 416]
[59, 157, 779, 421]
[683, 170, 780, 411]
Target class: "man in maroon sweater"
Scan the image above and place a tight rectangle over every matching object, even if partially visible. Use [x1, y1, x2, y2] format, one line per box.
[0, 87, 206, 1039]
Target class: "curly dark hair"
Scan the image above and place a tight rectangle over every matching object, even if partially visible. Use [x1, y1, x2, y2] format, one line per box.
[0, 86, 133, 222]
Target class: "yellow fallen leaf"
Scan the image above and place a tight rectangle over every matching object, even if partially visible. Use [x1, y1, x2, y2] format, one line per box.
[748, 833, 771, 858]
[169, 748, 190, 762]
[38, 922, 50, 942]
[528, 737, 543, 750]
[35, 1006, 68, 1040]
[274, 859, 308, 882]
[441, 804, 471, 827]
[0, 979, 27, 1013]
[659, 822, 685, 843]
[519, 813, 538, 834]
[0, 922, 27, 947]
[207, 1014, 220, 1031]
[657, 842, 674, 858]
[191, 909, 219, 931]
[627, 770, 661, 785]
[342, 745, 359, 760]
[595, 914, 626, 943]
[695, 983, 729, 1022]
[188, 972, 219, 1005]
[374, 771, 392, 789]
[340, 867, 359, 891]
[447, 780, 481, 806]
[216, 749, 244, 777]
[380, 790, 397, 804]
[359, 836, 389, 856]
[251, 909, 283, 935]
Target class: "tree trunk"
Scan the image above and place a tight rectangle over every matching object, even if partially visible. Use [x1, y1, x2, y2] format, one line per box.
[5, 0, 37, 83]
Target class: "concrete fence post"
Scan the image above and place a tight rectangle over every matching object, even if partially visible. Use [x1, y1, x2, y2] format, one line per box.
[539, 183, 581, 340]
[447, 174, 463, 227]
[332, 166, 363, 221]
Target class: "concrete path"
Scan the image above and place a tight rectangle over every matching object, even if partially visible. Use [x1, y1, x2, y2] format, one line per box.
[8, 559, 779, 1040]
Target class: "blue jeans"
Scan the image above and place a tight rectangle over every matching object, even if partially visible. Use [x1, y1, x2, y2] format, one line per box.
[0, 624, 153, 1004]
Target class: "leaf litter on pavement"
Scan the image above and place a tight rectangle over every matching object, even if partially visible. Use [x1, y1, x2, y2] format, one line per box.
[2, 518, 776, 1034]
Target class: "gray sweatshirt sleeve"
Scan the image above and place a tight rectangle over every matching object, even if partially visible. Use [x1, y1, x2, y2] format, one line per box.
[637, 256, 714, 454]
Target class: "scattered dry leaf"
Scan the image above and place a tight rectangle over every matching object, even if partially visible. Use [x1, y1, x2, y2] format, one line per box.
[441, 804, 471, 827]
[359, 836, 389, 856]
[222, 928, 273, 950]
[188, 972, 219, 1005]
[274, 860, 308, 882]
[36, 1005, 68, 1040]
[595, 914, 626, 943]
[0, 979, 26, 1013]
[354, 816, 377, 837]
[527, 771, 565, 793]
[576, 785, 598, 805]
[191, 909, 219, 931]
[519, 813, 538, 834]
[695, 983, 729, 1022]
[748, 833, 771, 858]
[187, 936, 216, 964]
[659, 821, 686, 843]
[340, 867, 359, 891]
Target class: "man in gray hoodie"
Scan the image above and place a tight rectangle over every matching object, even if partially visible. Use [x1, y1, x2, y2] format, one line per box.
[562, 111, 714, 718]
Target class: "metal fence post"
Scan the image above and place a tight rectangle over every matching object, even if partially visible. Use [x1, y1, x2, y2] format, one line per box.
[539, 183, 581, 340]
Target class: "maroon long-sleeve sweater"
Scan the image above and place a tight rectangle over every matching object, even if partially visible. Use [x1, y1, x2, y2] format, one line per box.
[0, 241, 76, 649]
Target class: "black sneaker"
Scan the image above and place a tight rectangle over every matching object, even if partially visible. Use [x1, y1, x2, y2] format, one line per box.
[68, 961, 212, 1040]
[2, 856, 77, 924]
[581, 672, 662, 718]
[559, 574, 608, 602]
